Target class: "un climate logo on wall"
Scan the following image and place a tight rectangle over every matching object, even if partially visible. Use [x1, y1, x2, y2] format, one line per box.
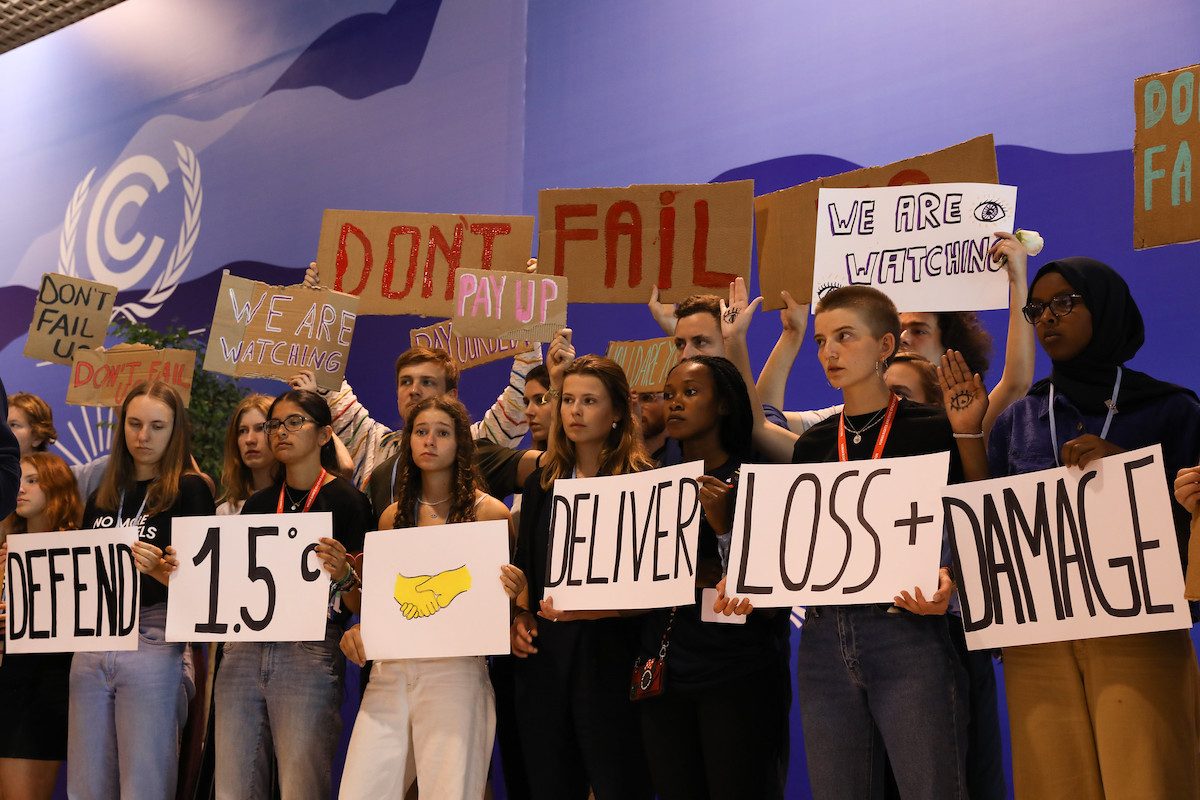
[57, 140, 202, 322]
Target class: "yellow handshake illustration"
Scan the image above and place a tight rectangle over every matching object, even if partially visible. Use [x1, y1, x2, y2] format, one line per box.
[393, 565, 472, 619]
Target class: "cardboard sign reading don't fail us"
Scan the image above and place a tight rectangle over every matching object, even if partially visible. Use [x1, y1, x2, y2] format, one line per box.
[203, 272, 358, 391]
[538, 181, 754, 304]
[1135, 63, 1200, 249]
[67, 344, 194, 407]
[24, 273, 117, 364]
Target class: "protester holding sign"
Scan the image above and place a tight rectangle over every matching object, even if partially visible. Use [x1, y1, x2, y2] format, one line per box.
[215, 389, 370, 800]
[0, 453, 81, 800]
[720, 285, 989, 800]
[637, 355, 791, 800]
[68, 381, 215, 800]
[511, 355, 654, 800]
[338, 396, 524, 799]
[988, 258, 1200, 799]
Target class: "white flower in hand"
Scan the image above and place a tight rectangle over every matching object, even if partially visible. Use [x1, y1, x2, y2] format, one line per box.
[1014, 229, 1044, 256]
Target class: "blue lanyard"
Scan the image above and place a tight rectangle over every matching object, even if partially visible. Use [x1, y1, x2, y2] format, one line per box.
[1048, 366, 1122, 467]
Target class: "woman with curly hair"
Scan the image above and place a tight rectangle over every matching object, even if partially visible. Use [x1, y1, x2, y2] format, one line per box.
[338, 396, 524, 800]
[0, 452, 82, 799]
[511, 355, 655, 800]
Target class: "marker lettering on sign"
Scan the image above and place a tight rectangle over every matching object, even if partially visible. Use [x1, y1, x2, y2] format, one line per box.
[945, 454, 1171, 632]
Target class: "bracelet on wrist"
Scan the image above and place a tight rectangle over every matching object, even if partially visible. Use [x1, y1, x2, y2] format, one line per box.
[953, 431, 984, 439]
[511, 607, 531, 623]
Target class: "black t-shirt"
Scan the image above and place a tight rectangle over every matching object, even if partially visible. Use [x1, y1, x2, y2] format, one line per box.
[83, 473, 215, 608]
[638, 458, 791, 692]
[792, 398, 965, 484]
[365, 438, 526, 523]
[241, 475, 371, 626]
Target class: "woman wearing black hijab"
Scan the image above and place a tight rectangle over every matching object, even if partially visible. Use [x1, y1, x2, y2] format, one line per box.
[988, 257, 1200, 799]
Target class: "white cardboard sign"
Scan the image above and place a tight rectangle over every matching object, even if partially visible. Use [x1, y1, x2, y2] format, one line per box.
[167, 513, 331, 642]
[544, 462, 705, 611]
[726, 453, 950, 607]
[943, 445, 1191, 650]
[360, 520, 510, 660]
[5, 528, 141, 653]
[811, 182, 1017, 312]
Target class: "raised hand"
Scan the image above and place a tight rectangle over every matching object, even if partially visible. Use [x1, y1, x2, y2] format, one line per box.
[719, 277, 762, 343]
[779, 290, 809, 335]
[648, 286, 678, 335]
[303, 262, 320, 288]
[547, 328, 575, 390]
[938, 350, 988, 435]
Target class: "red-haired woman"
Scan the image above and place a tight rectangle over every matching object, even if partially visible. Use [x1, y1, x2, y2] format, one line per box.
[0, 452, 82, 799]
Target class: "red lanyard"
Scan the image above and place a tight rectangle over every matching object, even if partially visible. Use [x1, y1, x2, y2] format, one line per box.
[837, 394, 899, 462]
[276, 468, 327, 514]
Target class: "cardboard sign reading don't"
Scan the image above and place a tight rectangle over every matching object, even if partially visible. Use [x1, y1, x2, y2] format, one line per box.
[24, 273, 117, 364]
[450, 269, 566, 342]
[538, 181, 754, 304]
[315, 209, 534, 317]
[756, 135, 998, 309]
[1135, 63, 1200, 249]
[67, 344, 194, 407]
[203, 272, 358, 391]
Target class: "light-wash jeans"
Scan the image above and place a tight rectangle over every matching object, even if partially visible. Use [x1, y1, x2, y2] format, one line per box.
[67, 603, 194, 800]
[214, 622, 345, 800]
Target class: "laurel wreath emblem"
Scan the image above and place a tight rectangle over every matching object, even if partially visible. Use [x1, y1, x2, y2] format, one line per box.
[57, 140, 202, 322]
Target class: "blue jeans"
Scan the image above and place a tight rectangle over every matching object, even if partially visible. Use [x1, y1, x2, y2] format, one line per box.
[214, 622, 345, 800]
[67, 603, 194, 800]
[796, 605, 968, 800]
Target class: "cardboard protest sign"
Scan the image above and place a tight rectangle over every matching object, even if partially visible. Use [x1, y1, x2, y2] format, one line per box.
[67, 343, 194, 407]
[811, 183, 1017, 312]
[756, 135, 999, 309]
[359, 520, 510, 659]
[166, 513, 332, 642]
[725, 453, 950, 607]
[5, 528, 140, 653]
[409, 319, 529, 371]
[202, 272, 358, 391]
[24, 273, 117, 364]
[1134, 64, 1200, 249]
[544, 461, 705, 611]
[605, 337, 678, 393]
[538, 181, 754, 304]
[315, 209, 534, 317]
[450, 269, 566, 343]
[944, 445, 1191, 650]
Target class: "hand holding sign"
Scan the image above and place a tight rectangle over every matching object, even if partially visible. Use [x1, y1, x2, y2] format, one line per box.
[893, 567, 955, 615]
[132, 541, 178, 586]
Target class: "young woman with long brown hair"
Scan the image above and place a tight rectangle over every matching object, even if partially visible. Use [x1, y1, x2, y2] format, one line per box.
[510, 355, 654, 800]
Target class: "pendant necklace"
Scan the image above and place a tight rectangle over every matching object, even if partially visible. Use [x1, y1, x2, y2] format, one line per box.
[841, 406, 888, 445]
[418, 494, 451, 519]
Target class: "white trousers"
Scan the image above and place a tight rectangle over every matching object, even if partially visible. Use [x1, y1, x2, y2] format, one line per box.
[339, 657, 496, 800]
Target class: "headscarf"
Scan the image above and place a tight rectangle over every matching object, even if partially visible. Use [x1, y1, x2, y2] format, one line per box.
[1028, 257, 1195, 413]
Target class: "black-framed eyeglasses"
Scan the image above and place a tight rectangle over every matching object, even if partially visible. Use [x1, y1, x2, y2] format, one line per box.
[1022, 293, 1084, 325]
[264, 414, 314, 435]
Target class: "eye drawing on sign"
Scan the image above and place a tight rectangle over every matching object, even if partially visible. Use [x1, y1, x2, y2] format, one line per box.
[393, 565, 472, 619]
[972, 198, 1008, 224]
[817, 280, 844, 300]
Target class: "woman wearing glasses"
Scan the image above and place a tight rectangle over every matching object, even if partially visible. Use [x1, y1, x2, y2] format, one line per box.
[214, 389, 372, 800]
[990, 258, 1200, 799]
[68, 381, 215, 800]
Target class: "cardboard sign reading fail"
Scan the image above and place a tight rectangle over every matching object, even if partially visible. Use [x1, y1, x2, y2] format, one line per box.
[538, 181, 754, 304]
[451, 269, 566, 343]
[67, 344, 194, 407]
[24, 272, 117, 365]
